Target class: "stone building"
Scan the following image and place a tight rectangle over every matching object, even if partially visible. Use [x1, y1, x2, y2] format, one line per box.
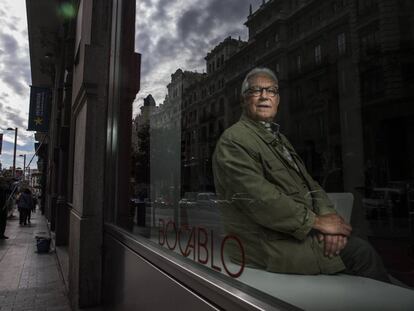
[174, 0, 414, 198]
[149, 69, 204, 204]
[181, 37, 246, 193]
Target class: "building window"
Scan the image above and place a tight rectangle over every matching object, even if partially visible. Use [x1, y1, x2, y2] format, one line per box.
[219, 98, 224, 113]
[210, 101, 215, 114]
[218, 119, 224, 134]
[340, 69, 346, 93]
[360, 26, 380, 56]
[318, 115, 325, 137]
[296, 87, 302, 107]
[296, 123, 302, 138]
[234, 87, 239, 99]
[358, 0, 378, 15]
[296, 55, 302, 73]
[314, 44, 322, 65]
[361, 67, 384, 100]
[337, 33, 346, 55]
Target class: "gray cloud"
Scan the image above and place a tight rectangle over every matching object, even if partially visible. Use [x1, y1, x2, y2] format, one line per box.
[177, 0, 252, 41]
[0, 33, 31, 95]
[134, 0, 262, 108]
[3, 106, 26, 129]
[1, 33, 18, 51]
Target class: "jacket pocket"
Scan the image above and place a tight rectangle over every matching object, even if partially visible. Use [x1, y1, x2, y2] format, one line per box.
[262, 158, 284, 171]
[262, 159, 300, 195]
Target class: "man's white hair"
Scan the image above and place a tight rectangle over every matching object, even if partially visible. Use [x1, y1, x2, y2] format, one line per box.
[241, 67, 279, 97]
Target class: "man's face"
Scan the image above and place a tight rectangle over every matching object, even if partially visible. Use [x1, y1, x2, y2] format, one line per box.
[243, 74, 279, 122]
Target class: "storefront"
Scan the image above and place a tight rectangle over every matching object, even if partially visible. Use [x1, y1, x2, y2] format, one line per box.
[26, 0, 414, 310]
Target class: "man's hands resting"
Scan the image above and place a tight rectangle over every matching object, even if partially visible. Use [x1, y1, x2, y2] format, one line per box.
[313, 213, 352, 257]
[313, 213, 352, 236]
[317, 234, 348, 257]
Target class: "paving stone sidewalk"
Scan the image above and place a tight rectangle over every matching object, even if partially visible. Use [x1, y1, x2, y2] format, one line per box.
[0, 209, 71, 311]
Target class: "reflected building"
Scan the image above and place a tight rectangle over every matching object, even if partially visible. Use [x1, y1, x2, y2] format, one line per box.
[173, 0, 414, 199]
[181, 37, 247, 193]
[149, 69, 204, 205]
[131, 95, 156, 197]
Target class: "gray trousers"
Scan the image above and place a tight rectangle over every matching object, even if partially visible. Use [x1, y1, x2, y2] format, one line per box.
[340, 236, 390, 283]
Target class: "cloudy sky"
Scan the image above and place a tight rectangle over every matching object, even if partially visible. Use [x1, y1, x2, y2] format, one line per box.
[0, 0, 262, 170]
[134, 0, 262, 112]
[0, 0, 34, 171]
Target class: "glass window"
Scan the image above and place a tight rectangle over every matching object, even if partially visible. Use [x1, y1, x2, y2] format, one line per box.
[296, 54, 302, 72]
[123, 0, 414, 309]
[315, 44, 322, 64]
[337, 32, 346, 55]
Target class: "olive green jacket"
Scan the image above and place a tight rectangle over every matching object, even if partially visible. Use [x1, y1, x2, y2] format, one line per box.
[212, 115, 345, 274]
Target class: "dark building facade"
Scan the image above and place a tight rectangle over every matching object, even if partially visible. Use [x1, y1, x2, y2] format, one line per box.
[173, 0, 414, 224]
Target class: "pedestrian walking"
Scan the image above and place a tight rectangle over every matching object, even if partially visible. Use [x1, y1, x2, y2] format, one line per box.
[17, 188, 34, 226]
[0, 176, 12, 239]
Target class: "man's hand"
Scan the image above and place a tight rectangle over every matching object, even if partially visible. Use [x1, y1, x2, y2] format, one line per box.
[317, 234, 348, 257]
[313, 213, 352, 236]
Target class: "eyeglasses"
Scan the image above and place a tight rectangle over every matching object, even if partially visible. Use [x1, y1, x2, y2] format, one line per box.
[244, 86, 279, 97]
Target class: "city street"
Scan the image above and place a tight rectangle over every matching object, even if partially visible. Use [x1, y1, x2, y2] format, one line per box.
[0, 209, 71, 311]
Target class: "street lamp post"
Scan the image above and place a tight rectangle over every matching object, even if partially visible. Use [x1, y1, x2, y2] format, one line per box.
[19, 154, 26, 180]
[7, 127, 18, 177]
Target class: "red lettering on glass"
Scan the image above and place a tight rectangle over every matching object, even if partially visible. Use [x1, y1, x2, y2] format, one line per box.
[165, 220, 177, 250]
[158, 219, 165, 246]
[210, 230, 222, 272]
[178, 225, 191, 257]
[158, 219, 245, 278]
[221, 235, 245, 278]
[185, 226, 196, 261]
[197, 227, 209, 264]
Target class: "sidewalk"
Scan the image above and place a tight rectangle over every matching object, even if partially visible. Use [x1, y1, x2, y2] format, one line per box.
[0, 209, 71, 311]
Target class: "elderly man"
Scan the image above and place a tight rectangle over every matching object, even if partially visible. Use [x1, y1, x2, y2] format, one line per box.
[212, 67, 389, 282]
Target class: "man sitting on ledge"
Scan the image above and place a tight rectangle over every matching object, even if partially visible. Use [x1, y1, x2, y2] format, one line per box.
[212, 67, 389, 282]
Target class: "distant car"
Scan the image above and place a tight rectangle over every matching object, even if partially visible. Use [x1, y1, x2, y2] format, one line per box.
[196, 192, 218, 209]
[179, 192, 218, 209]
[154, 197, 170, 209]
[179, 192, 197, 209]
[130, 198, 142, 204]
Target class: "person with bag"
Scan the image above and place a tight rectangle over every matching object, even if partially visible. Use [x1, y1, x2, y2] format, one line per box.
[17, 188, 34, 226]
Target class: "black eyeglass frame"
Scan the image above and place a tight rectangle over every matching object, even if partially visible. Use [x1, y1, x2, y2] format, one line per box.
[244, 86, 279, 97]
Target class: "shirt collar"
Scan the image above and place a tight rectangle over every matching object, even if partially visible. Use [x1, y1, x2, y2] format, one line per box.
[240, 114, 280, 144]
[259, 121, 280, 136]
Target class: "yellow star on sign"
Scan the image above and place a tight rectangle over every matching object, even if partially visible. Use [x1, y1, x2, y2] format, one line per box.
[34, 117, 43, 125]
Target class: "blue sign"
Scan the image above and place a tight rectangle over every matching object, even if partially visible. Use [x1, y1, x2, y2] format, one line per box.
[28, 86, 51, 132]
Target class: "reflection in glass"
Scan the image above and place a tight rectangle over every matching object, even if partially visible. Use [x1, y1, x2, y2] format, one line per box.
[127, 0, 414, 304]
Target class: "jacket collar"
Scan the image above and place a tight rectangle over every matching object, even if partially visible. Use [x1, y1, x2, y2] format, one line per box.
[239, 114, 303, 173]
[239, 114, 278, 144]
